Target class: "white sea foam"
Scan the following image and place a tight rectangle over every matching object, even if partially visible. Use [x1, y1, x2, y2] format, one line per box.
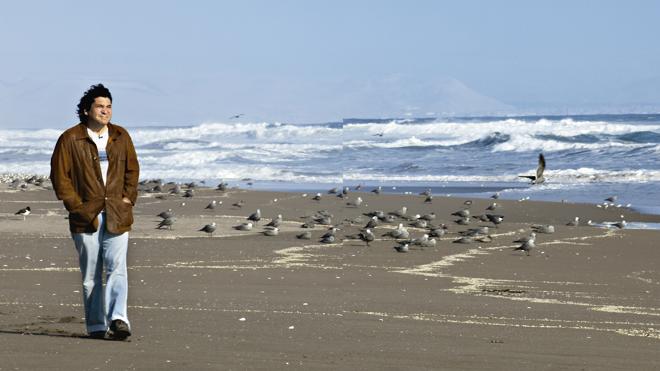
[344, 168, 660, 183]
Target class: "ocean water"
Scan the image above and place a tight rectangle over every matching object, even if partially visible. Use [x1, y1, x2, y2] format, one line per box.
[1, 114, 659, 214]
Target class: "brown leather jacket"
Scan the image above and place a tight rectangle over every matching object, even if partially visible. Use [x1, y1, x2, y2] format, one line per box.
[50, 123, 139, 234]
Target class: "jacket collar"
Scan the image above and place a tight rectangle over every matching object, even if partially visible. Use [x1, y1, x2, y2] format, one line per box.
[72, 122, 122, 141]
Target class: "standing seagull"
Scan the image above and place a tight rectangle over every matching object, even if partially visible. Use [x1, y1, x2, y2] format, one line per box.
[514, 239, 535, 256]
[247, 209, 261, 224]
[347, 228, 376, 246]
[199, 222, 217, 236]
[15, 206, 31, 220]
[519, 153, 546, 184]
[157, 217, 176, 230]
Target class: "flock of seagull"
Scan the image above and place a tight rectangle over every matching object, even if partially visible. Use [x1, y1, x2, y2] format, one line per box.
[142, 175, 627, 257]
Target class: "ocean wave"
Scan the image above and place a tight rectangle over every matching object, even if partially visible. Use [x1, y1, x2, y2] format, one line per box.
[344, 168, 660, 184]
[130, 122, 342, 147]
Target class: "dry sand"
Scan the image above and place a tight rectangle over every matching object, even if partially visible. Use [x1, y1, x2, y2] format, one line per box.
[1, 184, 660, 370]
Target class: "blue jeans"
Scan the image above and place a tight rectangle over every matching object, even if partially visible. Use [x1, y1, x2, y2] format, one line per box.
[72, 212, 130, 334]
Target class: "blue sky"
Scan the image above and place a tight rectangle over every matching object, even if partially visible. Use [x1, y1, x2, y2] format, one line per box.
[1, 0, 659, 128]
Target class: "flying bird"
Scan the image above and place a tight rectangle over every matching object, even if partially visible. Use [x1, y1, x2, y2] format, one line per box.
[519, 153, 546, 184]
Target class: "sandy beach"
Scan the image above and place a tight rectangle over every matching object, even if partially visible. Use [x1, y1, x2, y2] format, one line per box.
[1, 183, 660, 370]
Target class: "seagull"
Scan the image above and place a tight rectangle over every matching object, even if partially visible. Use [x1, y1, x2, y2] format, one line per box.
[265, 214, 282, 228]
[514, 239, 535, 256]
[394, 243, 409, 253]
[313, 213, 332, 225]
[364, 216, 379, 229]
[312, 193, 322, 201]
[519, 153, 546, 184]
[566, 217, 580, 227]
[157, 209, 174, 219]
[301, 221, 316, 228]
[491, 192, 500, 199]
[296, 231, 312, 240]
[346, 197, 363, 208]
[612, 220, 627, 229]
[605, 195, 618, 203]
[216, 182, 229, 191]
[170, 184, 182, 194]
[460, 226, 489, 236]
[420, 213, 436, 221]
[183, 189, 194, 198]
[424, 195, 433, 204]
[320, 235, 336, 244]
[262, 227, 279, 236]
[531, 224, 555, 234]
[371, 186, 382, 195]
[486, 202, 499, 211]
[390, 206, 407, 218]
[232, 200, 245, 208]
[205, 200, 219, 210]
[199, 222, 217, 236]
[429, 227, 447, 237]
[247, 209, 261, 224]
[453, 236, 474, 244]
[452, 209, 470, 218]
[486, 214, 504, 228]
[15, 206, 31, 220]
[420, 238, 437, 248]
[157, 217, 176, 230]
[354, 229, 375, 246]
[513, 232, 536, 244]
[234, 222, 253, 231]
[320, 227, 339, 240]
[409, 234, 429, 246]
[382, 224, 409, 239]
[454, 217, 470, 226]
[229, 113, 244, 119]
[410, 219, 427, 229]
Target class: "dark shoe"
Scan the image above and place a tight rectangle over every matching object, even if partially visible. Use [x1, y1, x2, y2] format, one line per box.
[109, 319, 131, 340]
[89, 331, 106, 339]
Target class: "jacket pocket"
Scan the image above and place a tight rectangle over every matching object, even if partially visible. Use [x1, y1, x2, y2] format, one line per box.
[106, 198, 134, 228]
[69, 202, 97, 228]
[119, 199, 134, 226]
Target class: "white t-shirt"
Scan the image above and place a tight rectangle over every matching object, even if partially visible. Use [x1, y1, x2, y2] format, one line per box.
[87, 127, 109, 186]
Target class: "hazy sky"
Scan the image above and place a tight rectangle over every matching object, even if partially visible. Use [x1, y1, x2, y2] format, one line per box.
[1, 0, 659, 128]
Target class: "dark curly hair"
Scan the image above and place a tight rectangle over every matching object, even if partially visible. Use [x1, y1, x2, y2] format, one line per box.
[76, 84, 112, 123]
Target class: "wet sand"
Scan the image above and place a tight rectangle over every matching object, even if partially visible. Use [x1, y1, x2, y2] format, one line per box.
[1, 184, 660, 370]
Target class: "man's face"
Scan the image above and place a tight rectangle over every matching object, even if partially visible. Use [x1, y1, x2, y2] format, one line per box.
[86, 97, 112, 126]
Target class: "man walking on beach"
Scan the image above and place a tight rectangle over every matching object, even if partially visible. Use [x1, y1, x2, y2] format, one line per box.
[50, 84, 139, 340]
